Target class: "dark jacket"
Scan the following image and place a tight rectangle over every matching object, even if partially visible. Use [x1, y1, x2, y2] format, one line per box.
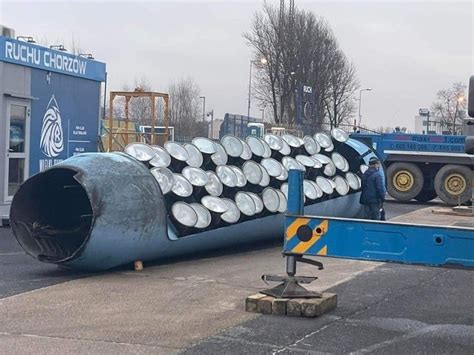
[360, 168, 385, 204]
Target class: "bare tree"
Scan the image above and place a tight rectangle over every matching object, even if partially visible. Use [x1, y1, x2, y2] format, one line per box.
[431, 82, 467, 134]
[244, 1, 359, 130]
[168, 78, 206, 138]
[324, 50, 359, 128]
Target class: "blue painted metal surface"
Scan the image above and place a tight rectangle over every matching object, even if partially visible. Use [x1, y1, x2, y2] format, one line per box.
[284, 169, 474, 268]
[287, 170, 304, 215]
[10, 137, 377, 271]
[284, 215, 474, 268]
[0, 36, 106, 81]
[350, 132, 466, 161]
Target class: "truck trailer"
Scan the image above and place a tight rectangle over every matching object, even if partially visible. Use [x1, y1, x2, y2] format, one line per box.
[351, 125, 473, 205]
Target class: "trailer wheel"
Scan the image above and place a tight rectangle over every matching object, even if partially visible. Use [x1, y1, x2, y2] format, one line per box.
[414, 189, 437, 203]
[387, 162, 424, 201]
[434, 165, 472, 205]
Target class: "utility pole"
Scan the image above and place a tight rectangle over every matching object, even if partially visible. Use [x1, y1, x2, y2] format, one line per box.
[200, 96, 206, 134]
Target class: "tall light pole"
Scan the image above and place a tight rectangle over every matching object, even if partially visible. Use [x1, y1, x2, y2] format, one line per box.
[358, 88, 372, 127]
[247, 57, 267, 120]
[207, 109, 214, 138]
[199, 96, 206, 134]
[454, 95, 464, 135]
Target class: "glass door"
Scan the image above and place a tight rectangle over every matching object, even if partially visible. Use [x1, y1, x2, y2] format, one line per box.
[5, 100, 30, 202]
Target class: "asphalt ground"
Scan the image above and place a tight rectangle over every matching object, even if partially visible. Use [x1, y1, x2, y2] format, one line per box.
[0, 199, 433, 300]
[2, 199, 473, 354]
[185, 263, 474, 354]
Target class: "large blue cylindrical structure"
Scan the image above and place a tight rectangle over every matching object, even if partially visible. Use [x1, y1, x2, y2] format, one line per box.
[10, 138, 378, 271]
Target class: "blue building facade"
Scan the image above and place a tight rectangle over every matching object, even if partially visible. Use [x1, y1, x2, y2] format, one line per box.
[0, 34, 106, 222]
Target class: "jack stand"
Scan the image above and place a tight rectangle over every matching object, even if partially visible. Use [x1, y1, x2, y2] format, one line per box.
[260, 253, 324, 298]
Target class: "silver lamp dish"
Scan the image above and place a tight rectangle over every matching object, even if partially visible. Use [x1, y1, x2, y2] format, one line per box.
[247, 192, 264, 214]
[150, 145, 171, 168]
[124, 143, 155, 162]
[316, 176, 334, 195]
[314, 132, 332, 149]
[235, 192, 257, 216]
[182, 166, 209, 187]
[211, 142, 228, 166]
[221, 135, 244, 158]
[164, 141, 189, 162]
[229, 166, 247, 187]
[261, 158, 283, 177]
[243, 161, 263, 185]
[264, 133, 284, 151]
[240, 140, 253, 160]
[172, 202, 198, 228]
[192, 137, 217, 155]
[331, 152, 349, 172]
[296, 155, 316, 168]
[333, 176, 350, 196]
[262, 187, 281, 213]
[205, 171, 224, 197]
[331, 128, 349, 143]
[150, 167, 174, 195]
[279, 139, 291, 156]
[303, 135, 320, 155]
[311, 154, 332, 165]
[259, 165, 271, 187]
[282, 156, 305, 172]
[184, 143, 203, 168]
[221, 199, 241, 223]
[275, 189, 288, 213]
[345, 172, 361, 190]
[172, 174, 194, 197]
[282, 134, 302, 148]
[189, 203, 212, 229]
[216, 165, 238, 187]
[201, 196, 229, 213]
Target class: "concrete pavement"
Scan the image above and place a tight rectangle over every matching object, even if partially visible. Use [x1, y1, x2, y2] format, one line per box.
[0, 247, 380, 353]
[1, 201, 472, 353]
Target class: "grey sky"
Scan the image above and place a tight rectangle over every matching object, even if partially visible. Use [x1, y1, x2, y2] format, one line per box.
[1, 0, 472, 131]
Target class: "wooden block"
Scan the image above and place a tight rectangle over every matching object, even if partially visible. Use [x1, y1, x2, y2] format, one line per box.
[245, 293, 267, 313]
[301, 293, 337, 318]
[272, 298, 288, 315]
[286, 299, 303, 316]
[134, 260, 143, 271]
[257, 296, 274, 314]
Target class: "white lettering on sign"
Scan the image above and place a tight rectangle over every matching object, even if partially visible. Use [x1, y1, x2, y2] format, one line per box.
[5, 41, 88, 75]
[44, 51, 87, 75]
[73, 125, 87, 136]
[39, 159, 64, 172]
[303, 86, 312, 94]
[5, 41, 41, 65]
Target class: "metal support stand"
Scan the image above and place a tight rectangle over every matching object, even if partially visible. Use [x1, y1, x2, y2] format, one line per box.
[260, 169, 325, 299]
[261, 254, 324, 298]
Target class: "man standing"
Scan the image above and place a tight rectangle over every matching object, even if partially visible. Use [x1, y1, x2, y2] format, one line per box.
[360, 157, 386, 220]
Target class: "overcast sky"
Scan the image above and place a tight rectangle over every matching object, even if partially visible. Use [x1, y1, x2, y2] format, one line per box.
[1, 0, 472, 131]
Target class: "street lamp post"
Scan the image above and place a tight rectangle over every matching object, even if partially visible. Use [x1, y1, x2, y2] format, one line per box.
[247, 58, 267, 120]
[199, 96, 206, 135]
[454, 96, 465, 135]
[207, 109, 214, 139]
[358, 88, 373, 127]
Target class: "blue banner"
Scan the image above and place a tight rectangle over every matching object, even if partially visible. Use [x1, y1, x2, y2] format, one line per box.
[29, 68, 101, 174]
[0, 36, 106, 82]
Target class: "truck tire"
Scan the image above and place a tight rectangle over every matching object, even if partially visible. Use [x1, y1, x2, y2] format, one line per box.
[434, 165, 472, 205]
[414, 189, 437, 203]
[387, 162, 424, 201]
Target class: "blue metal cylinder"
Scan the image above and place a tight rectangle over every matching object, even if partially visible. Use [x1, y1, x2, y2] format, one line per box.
[10, 138, 378, 271]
